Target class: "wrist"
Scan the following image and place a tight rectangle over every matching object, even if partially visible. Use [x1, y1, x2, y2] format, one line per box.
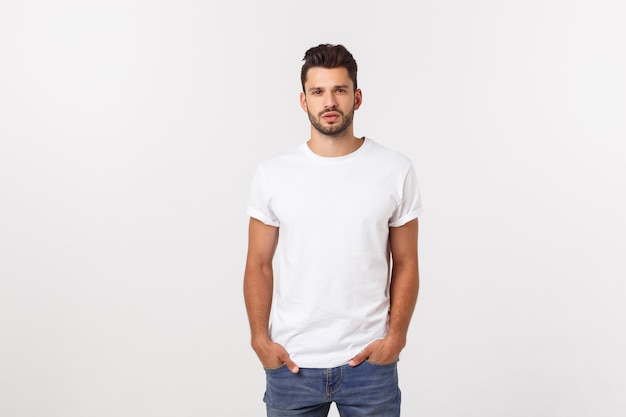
[251, 334, 272, 351]
[385, 331, 407, 348]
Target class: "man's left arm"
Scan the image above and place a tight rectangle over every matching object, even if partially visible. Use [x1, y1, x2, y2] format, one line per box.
[349, 218, 419, 366]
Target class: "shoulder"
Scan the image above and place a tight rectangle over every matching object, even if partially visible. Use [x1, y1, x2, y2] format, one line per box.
[364, 138, 414, 170]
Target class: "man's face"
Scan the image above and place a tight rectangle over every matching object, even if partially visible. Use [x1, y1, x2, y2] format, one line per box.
[300, 67, 362, 137]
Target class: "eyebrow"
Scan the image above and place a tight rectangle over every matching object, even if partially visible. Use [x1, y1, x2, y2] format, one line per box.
[307, 84, 351, 93]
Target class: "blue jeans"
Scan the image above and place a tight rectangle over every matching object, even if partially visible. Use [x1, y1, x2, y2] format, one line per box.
[263, 361, 401, 417]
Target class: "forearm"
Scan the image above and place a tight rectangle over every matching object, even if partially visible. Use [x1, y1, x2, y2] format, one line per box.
[387, 259, 419, 346]
[243, 263, 274, 343]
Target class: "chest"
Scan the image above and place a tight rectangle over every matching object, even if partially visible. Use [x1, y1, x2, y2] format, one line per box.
[268, 165, 399, 228]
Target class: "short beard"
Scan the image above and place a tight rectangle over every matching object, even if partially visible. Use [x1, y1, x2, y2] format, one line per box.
[308, 107, 354, 137]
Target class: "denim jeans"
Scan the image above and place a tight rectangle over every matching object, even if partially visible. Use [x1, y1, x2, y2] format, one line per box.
[263, 361, 401, 417]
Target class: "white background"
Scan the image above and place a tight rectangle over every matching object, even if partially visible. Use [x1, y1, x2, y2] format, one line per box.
[1, 1, 625, 416]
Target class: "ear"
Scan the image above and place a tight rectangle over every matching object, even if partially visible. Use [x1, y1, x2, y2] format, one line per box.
[354, 89, 363, 110]
[300, 92, 308, 113]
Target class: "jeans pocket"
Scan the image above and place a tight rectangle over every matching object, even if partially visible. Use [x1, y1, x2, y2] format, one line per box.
[364, 358, 399, 367]
[263, 363, 287, 372]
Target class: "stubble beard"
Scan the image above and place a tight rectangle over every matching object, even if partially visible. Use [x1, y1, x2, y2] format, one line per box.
[308, 107, 354, 138]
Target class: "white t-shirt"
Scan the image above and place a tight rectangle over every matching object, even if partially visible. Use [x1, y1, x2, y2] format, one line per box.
[247, 137, 423, 368]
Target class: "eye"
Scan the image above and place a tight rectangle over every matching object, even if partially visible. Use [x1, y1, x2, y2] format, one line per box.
[336, 88, 345, 93]
[311, 89, 321, 95]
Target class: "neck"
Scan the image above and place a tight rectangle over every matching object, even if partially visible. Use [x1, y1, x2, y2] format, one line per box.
[307, 129, 363, 158]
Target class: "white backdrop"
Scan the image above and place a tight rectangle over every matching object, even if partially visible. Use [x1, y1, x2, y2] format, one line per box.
[1, 1, 625, 416]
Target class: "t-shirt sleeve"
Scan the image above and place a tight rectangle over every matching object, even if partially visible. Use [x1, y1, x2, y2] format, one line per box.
[389, 163, 423, 227]
[246, 164, 280, 227]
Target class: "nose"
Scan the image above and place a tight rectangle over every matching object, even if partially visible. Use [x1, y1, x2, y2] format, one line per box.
[323, 91, 338, 109]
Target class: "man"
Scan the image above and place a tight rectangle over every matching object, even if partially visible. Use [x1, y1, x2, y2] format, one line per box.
[244, 44, 423, 417]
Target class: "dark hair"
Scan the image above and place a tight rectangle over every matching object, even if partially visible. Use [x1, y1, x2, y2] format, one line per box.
[300, 44, 358, 92]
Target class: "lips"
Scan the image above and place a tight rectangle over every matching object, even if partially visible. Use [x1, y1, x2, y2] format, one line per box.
[322, 112, 340, 122]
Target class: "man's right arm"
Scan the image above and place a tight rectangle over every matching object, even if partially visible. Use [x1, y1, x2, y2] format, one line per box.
[243, 217, 299, 373]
